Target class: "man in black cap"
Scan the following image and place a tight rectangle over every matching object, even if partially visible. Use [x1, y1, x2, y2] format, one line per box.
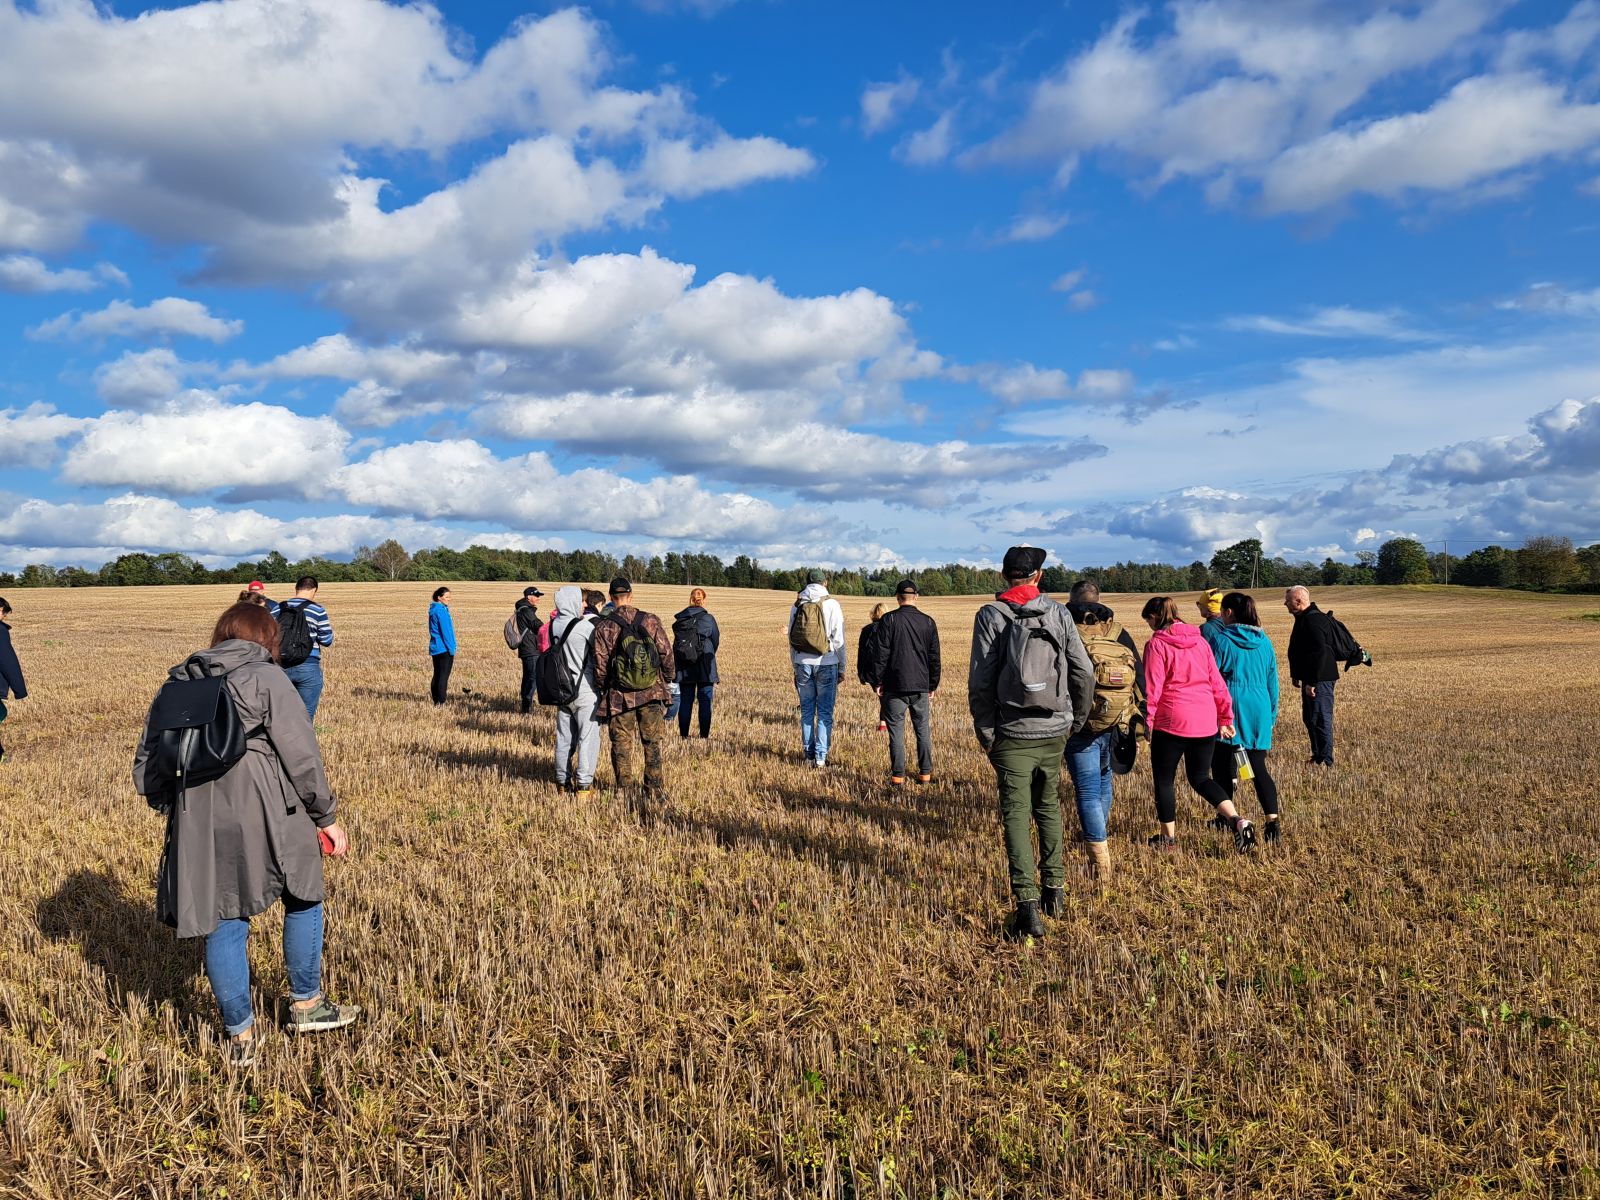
[968, 545, 1095, 940]
[865, 578, 941, 785]
[511, 586, 546, 715]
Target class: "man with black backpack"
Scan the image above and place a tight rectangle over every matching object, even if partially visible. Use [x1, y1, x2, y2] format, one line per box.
[968, 546, 1095, 941]
[590, 577, 674, 800]
[276, 576, 333, 720]
[1285, 585, 1362, 767]
[787, 569, 847, 769]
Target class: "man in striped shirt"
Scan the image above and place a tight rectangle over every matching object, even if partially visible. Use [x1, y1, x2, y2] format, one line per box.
[279, 575, 334, 720]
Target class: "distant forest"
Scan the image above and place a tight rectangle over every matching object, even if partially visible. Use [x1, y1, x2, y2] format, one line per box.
[4, 535, 1598, 596]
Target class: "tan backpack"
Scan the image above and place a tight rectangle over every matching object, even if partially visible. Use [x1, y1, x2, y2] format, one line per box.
[1077, 618, 1138, 735]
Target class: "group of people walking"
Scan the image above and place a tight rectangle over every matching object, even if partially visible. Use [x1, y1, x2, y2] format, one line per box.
[101, 548, 1360, 1065]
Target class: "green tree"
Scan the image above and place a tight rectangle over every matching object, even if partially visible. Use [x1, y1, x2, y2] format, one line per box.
[1375, 538, 1431, 584]
[362, 539, 411, 580]
[1517, 536, 1579, 589]
[1208, 538, 1262, 588]
[1454, 545, 1517, 588]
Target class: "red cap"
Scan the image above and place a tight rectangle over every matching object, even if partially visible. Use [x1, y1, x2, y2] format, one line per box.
[247, 580, 265, 591]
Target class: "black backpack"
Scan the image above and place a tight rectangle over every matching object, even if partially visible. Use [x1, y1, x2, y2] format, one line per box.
[276, 601, 314, 668]
[671, 613, 704, 665]
[1326, 610, 1372, 671]
[536, 617, 588, 707]
[145, 661, 252, 806]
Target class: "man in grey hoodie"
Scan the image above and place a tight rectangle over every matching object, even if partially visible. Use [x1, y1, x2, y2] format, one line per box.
[548, 586, 600, 795]
[786, 569, 847, 768]
[968, 546, 1095, 940]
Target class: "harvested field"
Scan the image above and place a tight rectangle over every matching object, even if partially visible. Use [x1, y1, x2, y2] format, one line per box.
[0, 582, 1596, 1198]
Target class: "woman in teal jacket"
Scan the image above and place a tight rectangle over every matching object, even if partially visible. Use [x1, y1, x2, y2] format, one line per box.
[1210, 592, 1282, 843]
[427, 587, 457, 705]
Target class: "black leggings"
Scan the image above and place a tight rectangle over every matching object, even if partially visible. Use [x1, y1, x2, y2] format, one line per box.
[1150, 730, 1233, 824]
[430, 653, 454, 705]
[1212, 742, 1280, 817]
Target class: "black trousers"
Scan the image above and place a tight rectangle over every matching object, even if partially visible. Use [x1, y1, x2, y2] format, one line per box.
[430, 653, 454, 705]
[1150, 730, 1232, 824]
[1212, 742, 1281, 817]
[518, 651, 540, 713]
[884, 691, 932, 776]
[1300, 678, 1337, 764]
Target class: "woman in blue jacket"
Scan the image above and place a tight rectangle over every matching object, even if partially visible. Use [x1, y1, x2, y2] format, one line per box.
[427, 587, 457, 705]
[1210, 591, 1282, 843]
[0, 596, 27, 763]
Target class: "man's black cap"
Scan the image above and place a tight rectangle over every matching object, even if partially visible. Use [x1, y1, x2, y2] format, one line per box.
[1002, 545, 1047, 578]
[894, 578, 919, 595]
[523, 586, 544, 598]
[609, 576, 632, 595]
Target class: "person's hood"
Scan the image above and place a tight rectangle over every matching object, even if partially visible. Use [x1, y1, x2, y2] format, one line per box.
[514, 596, 533, 611]
[1220, 623, 1269, 650]
[170, 639, 270, 679]
[675, 604, 706, 620]
[1067, 600, 1116, 625]
[1152, 621, 1205, 649]
[554, 586, 583, 620]
[798, 582, 830, 603]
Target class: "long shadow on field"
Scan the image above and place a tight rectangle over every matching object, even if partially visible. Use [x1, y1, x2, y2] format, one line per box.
[37, 869, 205, 1018]
[426, 740, 558, 786]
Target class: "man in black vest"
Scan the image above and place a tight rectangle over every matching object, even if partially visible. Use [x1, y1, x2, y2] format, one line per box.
[866, 579, 942, 785]
[1285, 585, 1339, 766]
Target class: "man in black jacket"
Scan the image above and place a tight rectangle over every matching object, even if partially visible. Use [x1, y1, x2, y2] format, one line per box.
[866, 579, 942, 784]
[1285, 585, 1339, 766]
[513, 587, 544, 714]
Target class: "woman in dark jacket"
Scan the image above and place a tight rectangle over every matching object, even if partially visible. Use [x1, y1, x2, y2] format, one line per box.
[858, 602, 888, 732]
[0, 596, 26, 764]
[133, 602, 357, 1066]
[672, 588, 721, 738]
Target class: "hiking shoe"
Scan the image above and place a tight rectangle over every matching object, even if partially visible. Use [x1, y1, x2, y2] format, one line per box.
[1147, 833, 1177, 850]
[916, 773, 932, 785]
[889, 774, 906, 786]
[1234, 819, 1257, 853]
[573, 787, 594, 800]
[1039, 885, 1065, 917]
[284, 997, 360, 1035]
[1262, 819, 1282, 846]
[226, 1035, 257, 1068]
[1005, 900, 1045, 941]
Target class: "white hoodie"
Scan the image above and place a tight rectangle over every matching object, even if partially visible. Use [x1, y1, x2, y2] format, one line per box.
[548, 586, 599, 704]
[787, 582, 847, 671]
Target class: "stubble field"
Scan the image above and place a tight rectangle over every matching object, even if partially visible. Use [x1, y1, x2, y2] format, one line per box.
[0, 581, 1596, 1199]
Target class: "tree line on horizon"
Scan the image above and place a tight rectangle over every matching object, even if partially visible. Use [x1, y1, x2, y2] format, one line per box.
[3, 535, 1597, 596]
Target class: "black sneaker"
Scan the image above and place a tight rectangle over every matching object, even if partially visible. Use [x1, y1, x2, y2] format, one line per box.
[1039, 885, 1065, 917]
[1234, 819, 1257, 853]
[1005, 900, 1045, 940]
[1262, 820, 1282, 846]
[1147, 833, 1177, 850]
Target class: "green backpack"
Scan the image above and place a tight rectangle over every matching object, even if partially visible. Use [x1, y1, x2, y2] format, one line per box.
[788, 599, 831, 655]
[607, 612, 661, 692]
[1077, 618, 1139, 735]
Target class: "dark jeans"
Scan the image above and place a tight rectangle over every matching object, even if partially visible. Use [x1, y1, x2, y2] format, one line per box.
[430, 653, 453, 705]
[678, 680, 714, 737]
[1150, 730, 1232, 824]
[283, 658, 324, 721]
[1300, 678, 1337, 764]
[1213, 742, 1280, 817]
[884, 691, 932, 776]
[608, 701, 665, 792]
[518, 651, 540, 713]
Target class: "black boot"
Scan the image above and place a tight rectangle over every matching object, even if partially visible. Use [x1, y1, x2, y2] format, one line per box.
[1006, 900, 1045, 940]
[1040, 885, 1065, 917]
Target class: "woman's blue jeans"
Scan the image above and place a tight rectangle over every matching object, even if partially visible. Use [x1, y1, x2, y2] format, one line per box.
[1063, 727, 1115, 844]
[203, 894, 323, 1035]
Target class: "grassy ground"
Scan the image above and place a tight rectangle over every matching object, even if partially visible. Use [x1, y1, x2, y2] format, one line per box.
[0, 583, 1596, 1198]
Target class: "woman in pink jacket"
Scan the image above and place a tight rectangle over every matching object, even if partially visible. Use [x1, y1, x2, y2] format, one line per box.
[1140, 596, 1256, 852]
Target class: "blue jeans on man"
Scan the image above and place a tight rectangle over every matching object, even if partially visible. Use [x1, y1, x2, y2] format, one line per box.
[204, 894, 323, 1035]
[1063, 726, 1115, 842]
[1301, 678, 1336, 765]
[284, 657, 324, 721]
[794, 662, 839, 765]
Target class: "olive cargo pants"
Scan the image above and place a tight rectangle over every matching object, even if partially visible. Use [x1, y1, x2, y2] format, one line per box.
[989, 733, 1069, 902]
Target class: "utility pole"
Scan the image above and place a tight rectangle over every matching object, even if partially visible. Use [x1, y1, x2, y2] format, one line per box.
[1443, 539, 1449, 585]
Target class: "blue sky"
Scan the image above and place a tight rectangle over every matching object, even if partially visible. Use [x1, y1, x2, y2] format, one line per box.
[2, 0, 1599, 573]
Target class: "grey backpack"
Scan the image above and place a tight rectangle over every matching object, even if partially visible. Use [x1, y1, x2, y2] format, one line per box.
[992, 602, 1071, 713]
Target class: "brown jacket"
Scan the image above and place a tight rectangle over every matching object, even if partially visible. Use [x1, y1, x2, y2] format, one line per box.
[590, 605, 675, 719]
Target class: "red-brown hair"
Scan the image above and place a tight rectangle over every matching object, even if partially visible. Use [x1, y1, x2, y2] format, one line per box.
[212, 601, 281, 662]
